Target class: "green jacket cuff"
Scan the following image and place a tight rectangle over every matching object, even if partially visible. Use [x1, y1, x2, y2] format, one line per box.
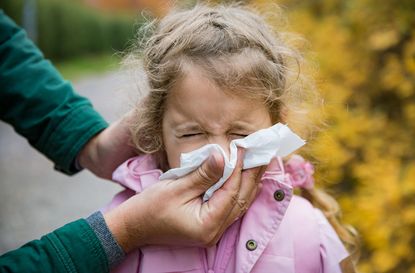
[46, 219, 109, 273]
[0, 219, 109, 273]
[37, 104, 109, 175]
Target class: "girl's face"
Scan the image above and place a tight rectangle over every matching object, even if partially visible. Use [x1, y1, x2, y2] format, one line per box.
[162, 69, 273, 168]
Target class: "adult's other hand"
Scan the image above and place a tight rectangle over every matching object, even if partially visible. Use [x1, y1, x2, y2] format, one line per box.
[78, 112, 137, 179]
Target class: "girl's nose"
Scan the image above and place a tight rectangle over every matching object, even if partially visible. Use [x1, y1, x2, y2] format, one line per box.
[208, 136, 231, 159]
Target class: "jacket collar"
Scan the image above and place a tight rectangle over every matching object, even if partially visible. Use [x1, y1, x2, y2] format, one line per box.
[112, 155, 294, 273]
[234, 158, 294, 273]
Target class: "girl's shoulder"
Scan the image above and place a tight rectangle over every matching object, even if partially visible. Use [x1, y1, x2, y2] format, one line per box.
[282, 195, 350, 272]
[286, 195, 348, 252]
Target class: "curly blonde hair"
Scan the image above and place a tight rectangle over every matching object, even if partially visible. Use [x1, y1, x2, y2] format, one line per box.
[125, 3, 359, 262]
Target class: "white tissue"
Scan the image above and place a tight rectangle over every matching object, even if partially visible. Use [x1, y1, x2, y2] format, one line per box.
[159, 123, 305, 201]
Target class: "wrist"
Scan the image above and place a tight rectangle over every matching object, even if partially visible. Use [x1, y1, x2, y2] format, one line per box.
[103, 199, 148, 253]
[77, 133, 99, 171]
[86, 211, 125, 267]
[73, 156, 84, 171]
[74, 126, 103, 172]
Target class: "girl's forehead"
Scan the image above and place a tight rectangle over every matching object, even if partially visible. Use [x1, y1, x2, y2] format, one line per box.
[163, 69, 272, 131]
[168, 66, 254, 101]
[167, 69, 252, 108]
[167, 56, 274, 103]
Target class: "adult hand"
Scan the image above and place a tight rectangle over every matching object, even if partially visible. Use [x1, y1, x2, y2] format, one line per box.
[104, 148, 265, 252]
[78, 112, 137, 179]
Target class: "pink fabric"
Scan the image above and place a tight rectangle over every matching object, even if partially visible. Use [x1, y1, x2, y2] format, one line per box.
[285, 155, 315, 189]
[107, 155, 348, 273]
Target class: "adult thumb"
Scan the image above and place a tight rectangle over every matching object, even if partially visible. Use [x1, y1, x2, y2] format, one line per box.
[186, 152, 225, 194]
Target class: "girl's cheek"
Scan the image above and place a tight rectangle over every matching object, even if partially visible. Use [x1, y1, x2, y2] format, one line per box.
[177, 139, 209, 154]
[166, 139, 209, 168]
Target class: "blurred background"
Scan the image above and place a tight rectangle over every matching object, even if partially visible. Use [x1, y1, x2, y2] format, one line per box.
[1, 0, 414, 272]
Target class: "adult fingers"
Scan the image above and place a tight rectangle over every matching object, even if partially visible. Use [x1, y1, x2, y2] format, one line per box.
[79, 111, 138, 179]
[210, 148, 245, 201]
[202, 148, 244, 223]
[173, 151, 225, 200]
[201, 148, 246, 244]
[226, 164, 264, 222]
[207, 163, 266, 245]
[265, 157, 283, 173]
[242, 165, 267, 212]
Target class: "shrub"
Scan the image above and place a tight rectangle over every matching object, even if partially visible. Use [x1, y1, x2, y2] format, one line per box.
[1, 0, 140, 61]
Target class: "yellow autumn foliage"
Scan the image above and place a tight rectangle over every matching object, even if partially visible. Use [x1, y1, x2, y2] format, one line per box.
[248, 0, 414, 272]
[203, 0, 414, 270]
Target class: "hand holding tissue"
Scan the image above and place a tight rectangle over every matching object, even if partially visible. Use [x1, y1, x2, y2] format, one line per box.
[160, 123, 305, 201]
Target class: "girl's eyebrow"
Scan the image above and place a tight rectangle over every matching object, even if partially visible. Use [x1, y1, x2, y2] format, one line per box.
[230, 121, 257, 131]
[174, 123, 202, 132]
[173, 121, 259, 133]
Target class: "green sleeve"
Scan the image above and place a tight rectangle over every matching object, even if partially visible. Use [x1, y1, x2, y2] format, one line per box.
[0, 10, 108, 174]
[0, 219, 109, 273]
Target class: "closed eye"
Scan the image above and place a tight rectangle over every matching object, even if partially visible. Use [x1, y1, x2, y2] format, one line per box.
[230, 133, 248, 138]
[181, 133, 203, 138]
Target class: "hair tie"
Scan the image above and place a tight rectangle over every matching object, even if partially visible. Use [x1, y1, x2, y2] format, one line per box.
[284, 155, 315, 189]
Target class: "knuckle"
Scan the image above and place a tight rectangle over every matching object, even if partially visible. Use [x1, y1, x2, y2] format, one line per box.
[237, 199, 249, 215]
[237, 199, 247, 209]
[230, 192, 239, 206]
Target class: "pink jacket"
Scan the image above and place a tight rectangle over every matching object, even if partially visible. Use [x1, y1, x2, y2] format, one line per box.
[104, 155, 349, 273]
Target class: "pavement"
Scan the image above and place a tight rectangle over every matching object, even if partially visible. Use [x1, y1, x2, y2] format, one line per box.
[0, 71, 138, 254]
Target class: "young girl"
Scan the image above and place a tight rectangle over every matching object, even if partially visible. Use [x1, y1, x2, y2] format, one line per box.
[105, 4, 358, 273]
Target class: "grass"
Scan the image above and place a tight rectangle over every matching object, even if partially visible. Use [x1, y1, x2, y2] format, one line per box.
[55, 53, 121, 81]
